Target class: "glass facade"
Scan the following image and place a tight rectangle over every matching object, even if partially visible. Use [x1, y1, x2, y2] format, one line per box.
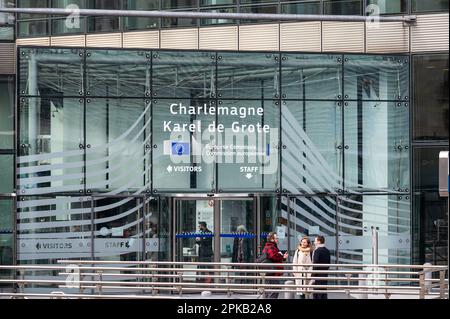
[412, 54, 449, 266]
[13, 47, 414, 266]
[15, 0, 449, 37]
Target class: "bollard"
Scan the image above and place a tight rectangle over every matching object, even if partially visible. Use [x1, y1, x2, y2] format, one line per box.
[284, 280, 295, 299]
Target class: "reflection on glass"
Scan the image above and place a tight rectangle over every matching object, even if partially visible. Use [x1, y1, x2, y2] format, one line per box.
[282, 54, 342, 100]
[412, 0, 449, 12]
[0, 156, 13, 193]
[0, 75, 14, 149]
[152, 99, 215, 192]
[86, 49, 151, 97]
[94, 197, 143, 262]
[338, 195, 411, 264]
[218, 52, 279, 99]
[413, 54, 449, 141]
[323, 0, 361, 15]
[17, 196, 92, 265]
[239, 4, 278, 23]
[217, 99, 280, 192]
[200, 7, 236, 25]
[220, 199, 254, 263]
[366, 0, 407, 14]
[153, 51, 215, 98]
[344, 102, 409, 192]
[17, 98, 84, 195]
[85, 99, 151, 193]
[123, 0, 159, 30]
[282, 100, 342, 193]
[86, 0, 121, 32]
[19, 48, 84, 97]
[344, 55, 409, 101]
[282, 2, 321, 14]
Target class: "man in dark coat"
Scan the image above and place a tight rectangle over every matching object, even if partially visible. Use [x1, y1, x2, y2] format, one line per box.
[196, 221, 213, 262]
[311, 235, 331, 299]
[196, 221, 213, 283]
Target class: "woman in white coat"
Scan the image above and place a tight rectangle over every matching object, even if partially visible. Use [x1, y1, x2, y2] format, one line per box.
[292, 237, 313, 299]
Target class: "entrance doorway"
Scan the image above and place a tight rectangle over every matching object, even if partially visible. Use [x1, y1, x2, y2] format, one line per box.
[173, 197, 257, 264]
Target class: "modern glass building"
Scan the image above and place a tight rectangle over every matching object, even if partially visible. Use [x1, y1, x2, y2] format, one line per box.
[0, 1, 448, 283]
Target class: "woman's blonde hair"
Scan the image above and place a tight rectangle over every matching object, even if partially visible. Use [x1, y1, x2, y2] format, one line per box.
[297, 236, 311, 250]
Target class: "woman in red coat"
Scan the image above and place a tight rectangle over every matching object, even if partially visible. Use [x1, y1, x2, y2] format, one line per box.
[261, 232, 288, 298]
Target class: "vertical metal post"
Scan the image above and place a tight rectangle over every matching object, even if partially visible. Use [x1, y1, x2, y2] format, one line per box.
[335, 194, 340, 264]
[439, 270, 445, 299]
[371, 226, 379, 265]
[419, 272, 425, 299]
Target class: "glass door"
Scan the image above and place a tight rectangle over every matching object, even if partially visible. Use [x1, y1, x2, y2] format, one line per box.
[174, 197, 257, 263]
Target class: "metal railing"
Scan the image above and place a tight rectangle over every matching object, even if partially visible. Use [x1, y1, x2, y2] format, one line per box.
[0, 261, 447, 299]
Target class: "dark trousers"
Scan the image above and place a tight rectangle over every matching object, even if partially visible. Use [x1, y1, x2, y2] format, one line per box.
[312, 279, 328, 299]
[266, 278, 281, 299]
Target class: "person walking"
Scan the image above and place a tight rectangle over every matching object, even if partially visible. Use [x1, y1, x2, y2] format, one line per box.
[292, 236, 313, 299]
[261, 232, 288, 299]
[232, 225, 253, 284]
[196, 221, 213, 283]
[311, 235, 331, 299]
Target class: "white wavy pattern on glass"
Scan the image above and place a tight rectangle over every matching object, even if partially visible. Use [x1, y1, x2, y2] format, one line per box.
[17, 104, 410, 262]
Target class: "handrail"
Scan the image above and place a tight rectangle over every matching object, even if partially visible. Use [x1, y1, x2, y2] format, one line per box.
[55, 260, 448, 269]
[0, 261, 447, 299]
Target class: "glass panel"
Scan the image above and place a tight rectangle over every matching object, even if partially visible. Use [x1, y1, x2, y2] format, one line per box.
[260, 195, 285, 251]
[152, 99, 215, 192]
[17, 196, 92, 265]
[282, 1, 321, 14]
[0, 75, 14, 149]
[0, 155, 13, 193]
[366, 0, 407, 14]
[282, 100, 342, 193]
[85, 99, 151, 194]
[413, 147, 448, 265]
[0, 26, 14, 40]
[18, 20, 49, 37]
[86, 49, 151, 97]
[19, 48, 84, 97]
[285, 195, 338, 261]
[17, 98, 84, 195]
[217, 99, 280, 192]
[220, 199, 255, 263]
[281, 54, 342, 100]
[51, 0, 86, 34]
[344, 101, 409, 192]
[344, 55, 409, 101]
[162, 0, 198, 9]
[93, 197, 143, 262]
[200, 7, 236, 25]
[51, 16, 85, 35]
[0, 234, 13, 281]
[413, 54, 449, 141]
[162, 9, 198, 28]
[18, 0, 49, 37]
[323, 0, 362, 15]
[201, 0, 235, 6]
[175, 200, 214, 267]
[123, 0, 159, 31]
[217, 52, 279, 99]
[338, 195, 411, 264]
[86, 0, 121, 32]
[0, 199, 13, 233]
[239, 4, 278, 23]
[144, 197, 170, 261]
[412, 0, 449, 12]
[152, 51, 215, 99]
